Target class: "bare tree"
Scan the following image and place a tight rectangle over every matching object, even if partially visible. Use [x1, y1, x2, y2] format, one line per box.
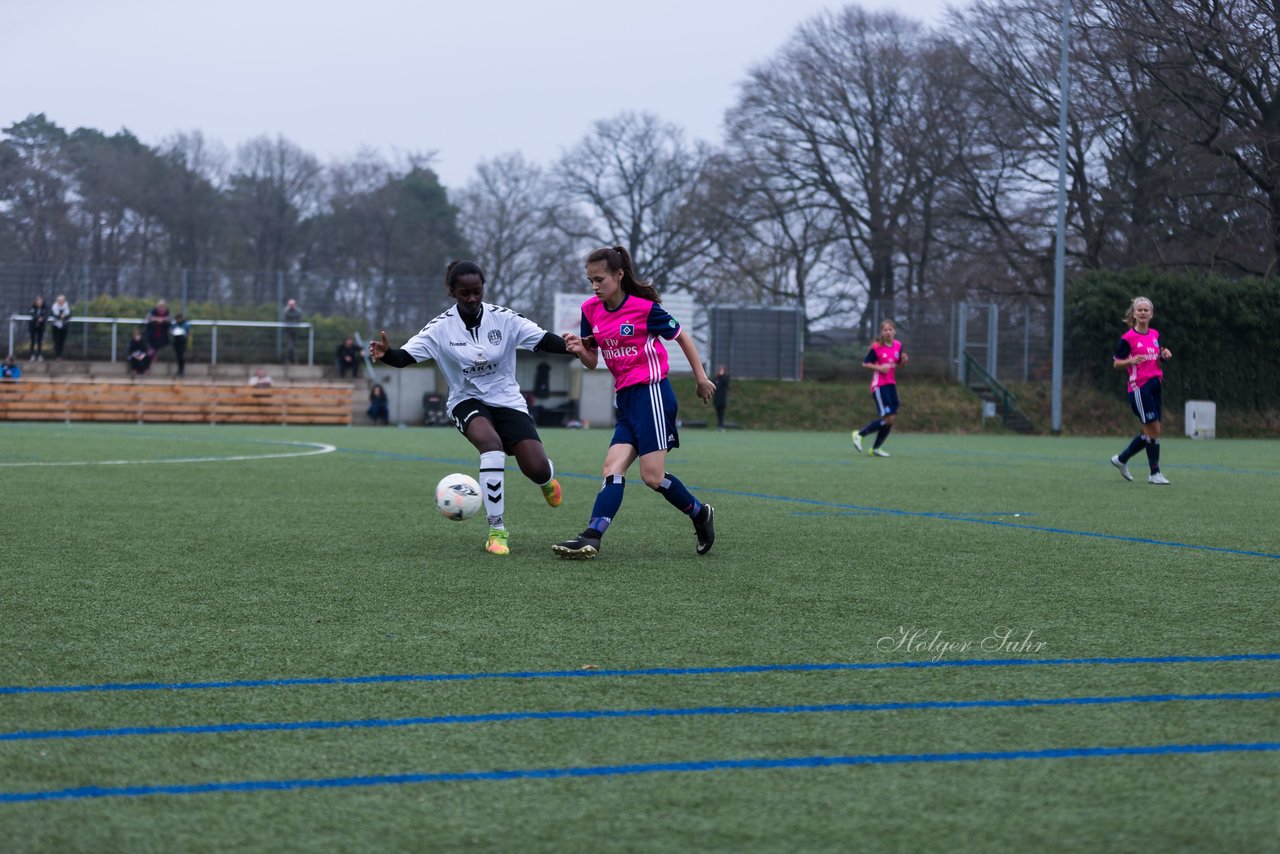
[224, 135, 323, 302]
[455, 152, 580, 324]
[552, 112, 715, 293]
[696, 148, 849, 334]
[727, 8, 941, 326]
[1094, 0, 1280, 275]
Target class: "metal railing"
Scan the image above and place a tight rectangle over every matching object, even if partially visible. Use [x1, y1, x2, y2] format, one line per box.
[7, 315, 315, 365]
[962, 351, 1033, 432]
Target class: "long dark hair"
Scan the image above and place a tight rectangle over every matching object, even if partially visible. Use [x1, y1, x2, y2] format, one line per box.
[445, 260, 486, 293]
[586, 246, 660, 303]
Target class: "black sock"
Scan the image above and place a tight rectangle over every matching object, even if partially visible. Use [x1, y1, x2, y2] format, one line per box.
[1145, 438, 1161, 472]
[859, 419, 882, 436]
[1118, 435, 1146, 463]
[874, 424, 893, 448]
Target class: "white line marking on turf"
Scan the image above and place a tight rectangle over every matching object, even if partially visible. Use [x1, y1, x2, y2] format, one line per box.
[0, 441, 337, 467]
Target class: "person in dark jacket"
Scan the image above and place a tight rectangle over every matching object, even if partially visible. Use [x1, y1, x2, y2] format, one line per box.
[712, 365, 730, 430]
[28, 295, 49, 361]
[127, 330, 151, 376]
[335, 337, 361, 378]
[367, 383, 390, 425]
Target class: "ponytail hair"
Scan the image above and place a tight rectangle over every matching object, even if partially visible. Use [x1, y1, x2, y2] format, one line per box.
[1122, 296, 1152, 328]
[445, 260, 485, 293]
[586, 245, 661, 303]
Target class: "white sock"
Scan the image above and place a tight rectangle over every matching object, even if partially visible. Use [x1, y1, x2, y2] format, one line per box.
[480, 451, 505, 529]
[540, 459, 556, 488]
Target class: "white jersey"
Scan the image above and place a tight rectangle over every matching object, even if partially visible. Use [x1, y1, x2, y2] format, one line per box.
[401, 303, 547, 414]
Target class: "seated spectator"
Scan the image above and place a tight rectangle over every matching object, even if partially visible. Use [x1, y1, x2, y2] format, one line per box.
[1, 354, 22, 381]
[335, 337, 361, 378]
[127, 330, 151, 376]
[367, 383, 390, 425]
[249, 367, 274, 387]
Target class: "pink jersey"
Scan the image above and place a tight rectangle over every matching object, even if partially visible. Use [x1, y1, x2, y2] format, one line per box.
[580, 294, 681, 391]
[865, 340, 904, 390]
[1117, 327, 1162, 392]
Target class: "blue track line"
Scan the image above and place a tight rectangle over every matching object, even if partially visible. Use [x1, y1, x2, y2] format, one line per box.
[3, 742, 1276, 803]
[695, 486, 1280, 560]
[3, 652, 1277, 696]
[339, 448, 1279, 559]
[4, 690, 1276, 743]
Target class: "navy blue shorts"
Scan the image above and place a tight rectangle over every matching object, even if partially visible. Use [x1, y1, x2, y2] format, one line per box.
[451, 399, 541, 454]
[1128, 378, 1162, 424]
[872, 384, 900, 417]
[612, 378, 680, 456]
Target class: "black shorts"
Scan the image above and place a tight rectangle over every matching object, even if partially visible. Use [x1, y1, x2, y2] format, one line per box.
[1128, 378, 1162, 424]
[451, 399, 541, 454]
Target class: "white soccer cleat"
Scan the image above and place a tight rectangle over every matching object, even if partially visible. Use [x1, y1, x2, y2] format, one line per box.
[1148, 472, 1170, 485]
[1110, 455, 1133, 482]
[851, 431, 863, 454]
[871, 448, 891, 457]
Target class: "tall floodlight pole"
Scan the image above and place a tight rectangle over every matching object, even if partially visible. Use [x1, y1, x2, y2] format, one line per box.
[1051, 0, 1071, 433]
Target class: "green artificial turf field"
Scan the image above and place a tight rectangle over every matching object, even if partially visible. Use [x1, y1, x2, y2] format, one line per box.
[1, 422, 1276, 851]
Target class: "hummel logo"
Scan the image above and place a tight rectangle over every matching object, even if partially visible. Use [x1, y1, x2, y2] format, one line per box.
[449, 341, 468, 346]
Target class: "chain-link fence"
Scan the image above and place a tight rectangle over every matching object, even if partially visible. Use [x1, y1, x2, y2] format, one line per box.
[0, 263, 451, 333]
[806, 297, 1054, 385]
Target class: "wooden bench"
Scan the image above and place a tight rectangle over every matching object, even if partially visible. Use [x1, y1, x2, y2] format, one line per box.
[0, 380, 354, 425]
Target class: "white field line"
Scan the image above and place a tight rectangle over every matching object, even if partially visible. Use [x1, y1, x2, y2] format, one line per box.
[0, 441, 337, 467]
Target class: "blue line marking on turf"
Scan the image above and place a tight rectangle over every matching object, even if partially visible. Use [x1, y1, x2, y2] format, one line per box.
[335, 445, 1277, 557]
[2, 742, 1276, 803]
[4, 652, 1277, 696]
[690, 486, 1280, 560]
[4, 690, 1276, 743]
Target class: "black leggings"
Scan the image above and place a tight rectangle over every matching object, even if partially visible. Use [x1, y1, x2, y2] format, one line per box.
[52, 326, 68, 358]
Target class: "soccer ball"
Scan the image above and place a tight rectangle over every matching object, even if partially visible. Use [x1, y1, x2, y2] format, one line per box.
[435, 473, 482, 521]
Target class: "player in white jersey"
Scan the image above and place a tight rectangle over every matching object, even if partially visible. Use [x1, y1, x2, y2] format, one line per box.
[370, 261, 575, 555]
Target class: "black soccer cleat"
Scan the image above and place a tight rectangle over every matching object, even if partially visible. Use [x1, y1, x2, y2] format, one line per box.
[552, 531, 602, 560]
[693, 504, 715, 555]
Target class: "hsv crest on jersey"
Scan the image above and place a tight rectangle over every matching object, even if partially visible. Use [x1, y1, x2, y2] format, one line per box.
[620, 323, 634, 336]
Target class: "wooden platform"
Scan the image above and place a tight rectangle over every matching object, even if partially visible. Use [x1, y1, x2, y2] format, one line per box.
[0, 379, 355, 425]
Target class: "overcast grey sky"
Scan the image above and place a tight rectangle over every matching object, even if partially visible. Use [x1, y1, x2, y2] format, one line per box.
[2, 0, 952, 189]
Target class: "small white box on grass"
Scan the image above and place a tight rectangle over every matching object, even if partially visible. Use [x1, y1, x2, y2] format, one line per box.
[1185, 400, 1216, 439]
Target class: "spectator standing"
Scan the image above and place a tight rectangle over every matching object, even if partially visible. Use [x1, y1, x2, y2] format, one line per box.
[145, 299, 172, 358]
[335, 337, 361, 378]
[127, 330, 151, 376]
[2, 354, 22, 380]
[282, 298, 303, 364]
[171, 313, 191, 378]
[367, 383, 390, 425]
[49, 295, 72, 360]
[713, 365, 731, 430]
[28, 295, 49, 361]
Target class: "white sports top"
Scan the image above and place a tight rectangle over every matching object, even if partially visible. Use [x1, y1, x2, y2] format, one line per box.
[401, 303, 546, 414]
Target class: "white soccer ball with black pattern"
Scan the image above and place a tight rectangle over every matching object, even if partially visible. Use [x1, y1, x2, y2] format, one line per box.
[435, 472, 482, 521]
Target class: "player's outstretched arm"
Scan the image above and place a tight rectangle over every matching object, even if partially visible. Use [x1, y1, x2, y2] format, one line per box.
[370, 330, 417, 368]
[675, 333, 715, 403]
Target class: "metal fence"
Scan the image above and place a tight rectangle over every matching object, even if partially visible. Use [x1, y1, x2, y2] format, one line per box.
[809, 297, 1055, 384]
[0, 263, 444, 334]
[6, 315, 316, 365]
